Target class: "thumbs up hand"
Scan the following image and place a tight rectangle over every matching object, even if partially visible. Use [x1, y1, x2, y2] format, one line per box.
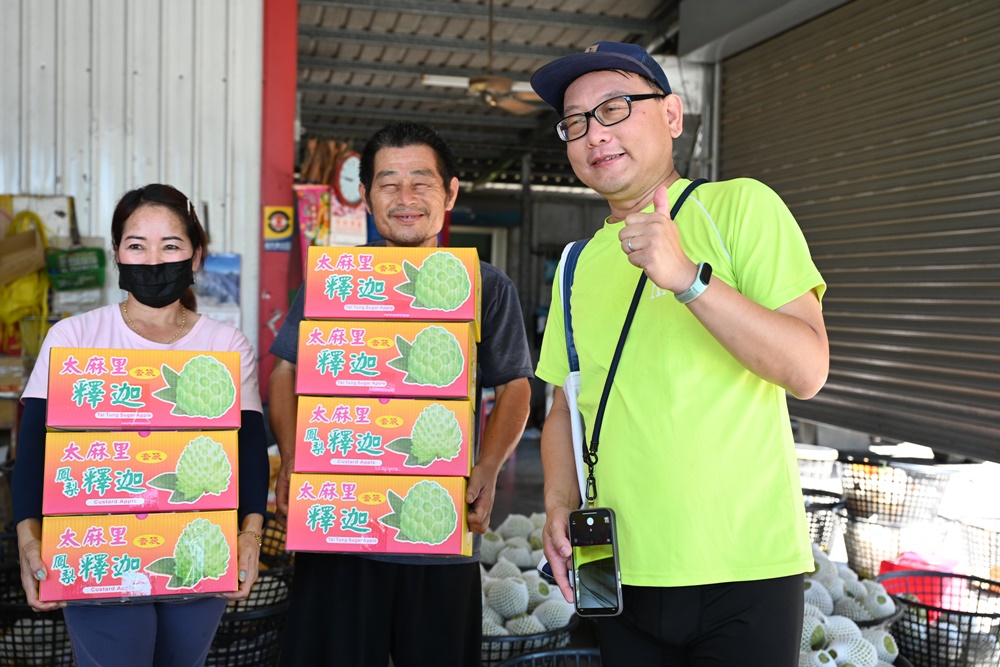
[619, 185, 698, 293]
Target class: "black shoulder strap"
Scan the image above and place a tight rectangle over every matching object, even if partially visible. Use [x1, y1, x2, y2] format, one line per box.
[583, 178, 707, 504]
[562, 239, 589, 373]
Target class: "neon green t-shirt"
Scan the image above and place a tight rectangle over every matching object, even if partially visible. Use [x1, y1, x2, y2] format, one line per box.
[536, 178, 825, 587]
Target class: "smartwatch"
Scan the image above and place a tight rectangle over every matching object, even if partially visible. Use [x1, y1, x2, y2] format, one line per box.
[674, 262, 712, 304]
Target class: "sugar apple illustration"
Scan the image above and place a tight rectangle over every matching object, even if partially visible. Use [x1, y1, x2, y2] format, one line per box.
[395, 252, 471, 311]
[385, 403, 463, 467]
[154, 355, 236, 419]
[149, 435, 232, 503]
[387, 326, 464, 387]
[146, 518, 231, 589]
[379, 480, 457, 545]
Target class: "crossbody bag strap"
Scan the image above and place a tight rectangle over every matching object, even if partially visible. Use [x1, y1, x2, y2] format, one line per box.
[560, 239, 590, 373]
[583, 178, 707, 505]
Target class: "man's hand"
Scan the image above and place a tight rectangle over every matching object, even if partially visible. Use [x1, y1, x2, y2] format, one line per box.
[466, 462, 499, 534]
[542, 506, 575, 603]
[619, 184, 698, 293]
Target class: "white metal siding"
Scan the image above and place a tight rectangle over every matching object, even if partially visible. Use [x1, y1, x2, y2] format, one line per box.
[0, 0, 263, 349]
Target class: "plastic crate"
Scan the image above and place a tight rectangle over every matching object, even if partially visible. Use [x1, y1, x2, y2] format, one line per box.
[209, 513, 293, 665]
[841, 462, 952, 523]
[958, 519, 1000, 583]
[877, 570, 1000, 667]
[803, 488, 843, 552]
[206, 602, 289, 667]
[498, 648, 601, 667]
[483, 616, 579, 667]
[837, 508, 950, 580]
[0, 563, 75, 666]
[796, 444, 841, 493]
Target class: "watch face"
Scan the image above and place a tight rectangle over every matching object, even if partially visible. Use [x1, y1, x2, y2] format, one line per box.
[700, 261, 713, 284]
[336, 154, 362, 206]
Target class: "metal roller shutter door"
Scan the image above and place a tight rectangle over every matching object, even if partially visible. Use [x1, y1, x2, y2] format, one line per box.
[718, 0, 1000, 461]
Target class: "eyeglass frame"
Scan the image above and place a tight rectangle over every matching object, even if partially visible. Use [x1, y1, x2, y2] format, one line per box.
[554, 93, 667, 142]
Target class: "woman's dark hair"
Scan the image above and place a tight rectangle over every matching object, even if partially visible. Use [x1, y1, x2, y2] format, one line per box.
[111, 184, 208, 312]
[359, 122, 458, 196]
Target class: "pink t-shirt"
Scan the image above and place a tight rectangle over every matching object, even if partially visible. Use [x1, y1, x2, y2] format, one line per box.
[23, 304, 263, 412]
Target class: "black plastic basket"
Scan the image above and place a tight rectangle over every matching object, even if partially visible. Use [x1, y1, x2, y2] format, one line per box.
[209, 514, 293, 665]
[837, 508, 950, 580]
[841, 462, 951, 523]
[498, 648, 601, 667]
[0, 531, 19, 565]
[206, 601, 289, 667]
[482, 616, 579, 667]
[877, 570, 1000, 667]
[958, 519, 1000, 583]
[0, 563, 75, 666]
[803, 488, 843, 552]
[224, 515, 294, 615]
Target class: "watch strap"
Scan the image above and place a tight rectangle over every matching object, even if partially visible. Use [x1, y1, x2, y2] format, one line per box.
[675, 262, 711, 304]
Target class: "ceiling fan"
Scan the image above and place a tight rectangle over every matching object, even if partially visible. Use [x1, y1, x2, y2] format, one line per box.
[421, 0, 545, 115]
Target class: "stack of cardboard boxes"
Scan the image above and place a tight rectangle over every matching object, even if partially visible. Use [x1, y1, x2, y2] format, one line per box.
[39, 349, 241, 601]
[286, 246, 481, 556]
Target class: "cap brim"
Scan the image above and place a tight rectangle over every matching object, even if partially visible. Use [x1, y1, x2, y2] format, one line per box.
[530, 52, 660, 112]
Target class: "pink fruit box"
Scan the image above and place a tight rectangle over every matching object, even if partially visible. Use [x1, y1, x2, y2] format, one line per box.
[293, 396, 474, 476]
[45, 348, 241, 430]
[43, 431, 239, 515]
[39, 510, 237, 602]
[295, 320, 477, 399]
[286, 474, 472, 556]
[303, 246, 482, 341]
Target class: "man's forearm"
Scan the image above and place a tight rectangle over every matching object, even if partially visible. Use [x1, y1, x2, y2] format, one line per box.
[268, 360, 298, 463]
[476, 377, 531, 475]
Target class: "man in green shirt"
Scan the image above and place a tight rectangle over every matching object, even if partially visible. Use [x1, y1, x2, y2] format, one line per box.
[532, 42, 830, 665]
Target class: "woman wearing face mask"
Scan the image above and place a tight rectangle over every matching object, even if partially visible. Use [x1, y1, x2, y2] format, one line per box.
[12, 184, 269, 667]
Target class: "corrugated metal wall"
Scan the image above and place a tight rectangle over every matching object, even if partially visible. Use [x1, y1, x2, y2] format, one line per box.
[0, 0, 263, 348]
[719, 0, 1000, 460]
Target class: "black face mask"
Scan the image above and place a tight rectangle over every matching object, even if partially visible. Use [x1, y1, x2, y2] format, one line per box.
[118, 258, 195, 309]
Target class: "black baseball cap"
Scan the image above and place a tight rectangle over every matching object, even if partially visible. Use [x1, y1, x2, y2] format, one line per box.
[531, 41, 672, 113]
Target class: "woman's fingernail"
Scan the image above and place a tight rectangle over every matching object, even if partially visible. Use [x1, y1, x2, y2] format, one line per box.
[239, 571, 246, 582]
[35, 569, 45, 580]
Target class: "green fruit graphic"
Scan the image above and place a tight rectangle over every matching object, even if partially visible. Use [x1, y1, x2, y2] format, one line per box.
[387, 403, 463, 466]
[380, 480, 457, 545]
[395, 252, 471, 311]
[175, 436, 232, 498]
[146, 518, 230, 589]
[386, 326, 464, 387]
[153, 355, 236, 419]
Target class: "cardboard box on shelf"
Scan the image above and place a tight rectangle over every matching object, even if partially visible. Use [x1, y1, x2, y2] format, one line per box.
[39, 510, 238, 602]
[295, 320, 476, 399]
[286, 473, 471, 556]
[0, 228, 46, 286]
[294, 396, 474, 476]
[43, 431, 239, 515]
[303, 246, 482, 340]
[45, 348, 241, 430]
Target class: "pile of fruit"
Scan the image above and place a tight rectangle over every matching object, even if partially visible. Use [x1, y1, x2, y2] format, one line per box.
[800, 544, 901, 667]
[480, 513, 575, 641]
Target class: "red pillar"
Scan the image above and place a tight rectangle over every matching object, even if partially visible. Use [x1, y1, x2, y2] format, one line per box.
[258, 0, 297, 401]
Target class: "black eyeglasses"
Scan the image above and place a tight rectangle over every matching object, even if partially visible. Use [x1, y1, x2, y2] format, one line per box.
[555, 94, 666, 142]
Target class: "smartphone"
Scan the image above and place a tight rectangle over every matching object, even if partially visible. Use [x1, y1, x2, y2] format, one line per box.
[568, 507, 623, 616]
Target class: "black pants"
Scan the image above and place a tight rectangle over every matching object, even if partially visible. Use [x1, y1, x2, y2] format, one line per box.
[597, 574, 805, 667]
[279, 552, 482, 667]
